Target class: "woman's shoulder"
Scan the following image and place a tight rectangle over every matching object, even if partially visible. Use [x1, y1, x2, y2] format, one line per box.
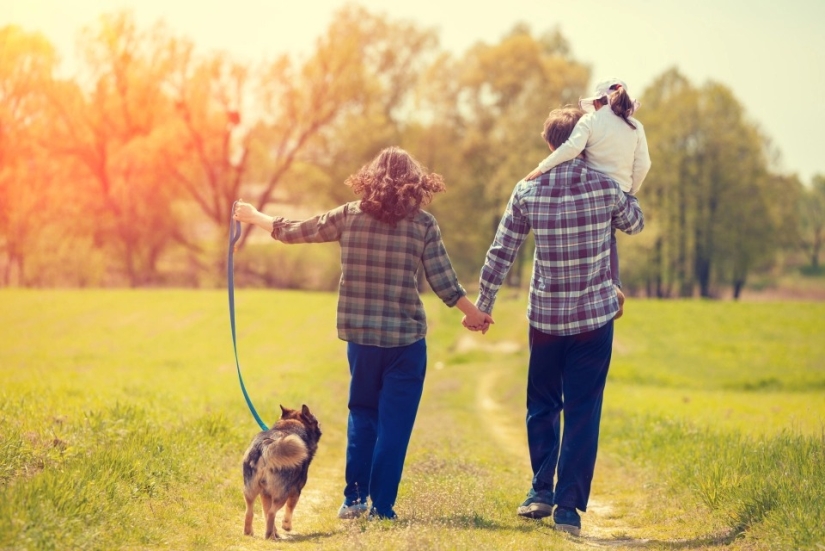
[341, 201, 362, 215]
[412, 208, 438, 226]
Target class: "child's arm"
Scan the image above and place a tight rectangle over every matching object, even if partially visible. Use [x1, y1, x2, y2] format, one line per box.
[629, 124, 652, 195]
[524, 115, 592, 180]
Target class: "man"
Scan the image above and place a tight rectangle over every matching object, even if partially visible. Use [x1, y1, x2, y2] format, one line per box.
[472, 106, 645, 536]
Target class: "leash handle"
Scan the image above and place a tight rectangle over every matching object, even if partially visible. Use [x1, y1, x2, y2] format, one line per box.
[228, 201, 269, 431]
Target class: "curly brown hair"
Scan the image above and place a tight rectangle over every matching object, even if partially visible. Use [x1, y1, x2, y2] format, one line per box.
[345, 146, 446, 225]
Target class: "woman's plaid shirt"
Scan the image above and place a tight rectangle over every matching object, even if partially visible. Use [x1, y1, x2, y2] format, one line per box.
[271, 201, 466, 347]
[477, 158, 645, 336]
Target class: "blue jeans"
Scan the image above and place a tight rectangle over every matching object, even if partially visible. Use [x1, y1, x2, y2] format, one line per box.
[525, 322, 613, 512]
[344, 339, 426, 516]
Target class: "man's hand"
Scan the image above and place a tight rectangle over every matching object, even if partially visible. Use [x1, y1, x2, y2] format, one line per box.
[462, 312, 494, 335]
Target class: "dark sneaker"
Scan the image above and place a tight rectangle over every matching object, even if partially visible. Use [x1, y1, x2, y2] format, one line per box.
[614, 287, 625, 320]
[337, 501, 369, 519]
[516, 488, 554, 519]
[553, 506, 581, 536]
[368, 507, 397, 521]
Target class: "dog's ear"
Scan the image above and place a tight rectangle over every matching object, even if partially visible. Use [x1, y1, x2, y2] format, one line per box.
[301, 404, 317, 424]
[280, 404, 289, 417]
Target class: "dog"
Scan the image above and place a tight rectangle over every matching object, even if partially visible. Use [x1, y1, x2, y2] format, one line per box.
[242, 404, 322, 539]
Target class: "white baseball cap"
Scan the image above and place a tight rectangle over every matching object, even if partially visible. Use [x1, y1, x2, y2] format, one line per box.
[578, 78, 641, 114]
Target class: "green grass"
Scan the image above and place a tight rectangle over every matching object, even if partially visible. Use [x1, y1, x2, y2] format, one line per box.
[1, 290, 824, 550]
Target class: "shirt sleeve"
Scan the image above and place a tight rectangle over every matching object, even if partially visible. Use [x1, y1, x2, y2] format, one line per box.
[271, 204, 347, 244]
[536, 116, 592, 173]
[421, 219, 466, 307]
[629, 124, 652, 195]
[612, 194, 645, 236]
[476, 184, 531, 314]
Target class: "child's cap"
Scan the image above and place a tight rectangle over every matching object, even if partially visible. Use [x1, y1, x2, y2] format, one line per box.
[579, 78, 641, 114]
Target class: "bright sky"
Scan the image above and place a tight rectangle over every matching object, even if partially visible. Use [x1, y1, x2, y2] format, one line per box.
[4, 0, 824, 183]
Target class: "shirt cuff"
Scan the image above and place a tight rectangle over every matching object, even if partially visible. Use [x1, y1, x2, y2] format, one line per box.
[476, 293, 496, 314]
[270, 217, 286, 239]
[441, 286, 466, 308]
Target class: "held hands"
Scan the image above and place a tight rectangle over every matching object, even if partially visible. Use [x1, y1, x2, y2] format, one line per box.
[462, 308, 494, 335]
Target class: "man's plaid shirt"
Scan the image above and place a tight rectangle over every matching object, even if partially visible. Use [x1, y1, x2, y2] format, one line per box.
[477, 158, 645, 336]
[271, 201, 466, 347]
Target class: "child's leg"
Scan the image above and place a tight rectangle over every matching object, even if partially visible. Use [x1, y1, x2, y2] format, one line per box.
[611, 228, 625, 319]
[610, 228, 621, 288]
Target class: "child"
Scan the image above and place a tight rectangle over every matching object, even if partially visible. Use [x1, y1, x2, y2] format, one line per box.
[233, 146, 493, 521]
[524, 78, 651, 317]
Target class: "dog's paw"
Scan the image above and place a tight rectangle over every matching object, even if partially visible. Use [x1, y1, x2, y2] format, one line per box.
[282, 520, 292, 532]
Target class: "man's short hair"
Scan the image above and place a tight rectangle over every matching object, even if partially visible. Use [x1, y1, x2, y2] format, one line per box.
[542, 106, 585, 149]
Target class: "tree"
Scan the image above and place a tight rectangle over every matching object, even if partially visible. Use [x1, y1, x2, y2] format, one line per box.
[285, 4, 442, 209]
[635, 70, 783, 298]
[0, 26, 60, 285]
[47, 12, 186, 286]
[421, 24, 590, 282]
[799, 174, 825, 272]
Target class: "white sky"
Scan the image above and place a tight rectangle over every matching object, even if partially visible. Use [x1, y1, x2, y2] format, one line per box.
[4, 0, 824, 183]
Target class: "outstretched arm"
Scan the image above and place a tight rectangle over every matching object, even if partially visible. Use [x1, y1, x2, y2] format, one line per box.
[234, 201, 275, 231]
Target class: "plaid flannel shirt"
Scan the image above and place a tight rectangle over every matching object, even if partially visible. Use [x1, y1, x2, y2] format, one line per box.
[271, 201, 465, 347]
[477, 158, 644, 336]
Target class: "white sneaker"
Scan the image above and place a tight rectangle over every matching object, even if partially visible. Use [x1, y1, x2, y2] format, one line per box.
[337, 502, 368, 519]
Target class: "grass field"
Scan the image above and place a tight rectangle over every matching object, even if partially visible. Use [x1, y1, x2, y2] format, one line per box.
[1, 289, 823, 550]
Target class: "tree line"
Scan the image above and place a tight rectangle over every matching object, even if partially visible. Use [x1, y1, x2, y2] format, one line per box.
[1, 6, 823, 297]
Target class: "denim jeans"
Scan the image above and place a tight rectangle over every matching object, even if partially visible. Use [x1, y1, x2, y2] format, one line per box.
[343, 339, 426, 516]
[525, 322, 613, 511]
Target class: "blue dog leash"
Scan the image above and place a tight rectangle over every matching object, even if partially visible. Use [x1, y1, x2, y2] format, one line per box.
[228, 201, 269, 431]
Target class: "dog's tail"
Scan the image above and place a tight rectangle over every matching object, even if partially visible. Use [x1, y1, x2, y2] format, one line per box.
[261, 434, 309, 469]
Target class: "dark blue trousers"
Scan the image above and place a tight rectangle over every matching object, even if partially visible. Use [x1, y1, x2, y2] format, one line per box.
[343, 339, 426, 516]
[526, 321, 613, 512]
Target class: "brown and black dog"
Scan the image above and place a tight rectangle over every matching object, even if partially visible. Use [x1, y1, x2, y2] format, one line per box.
[242, 404, 322, 539]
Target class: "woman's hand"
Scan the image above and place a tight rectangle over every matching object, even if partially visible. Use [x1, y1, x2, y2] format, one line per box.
[461, 308, 494, 335]
[233, 201, 259, 224]
[454, 296, 494, 335]
[233, 200, 276, 231]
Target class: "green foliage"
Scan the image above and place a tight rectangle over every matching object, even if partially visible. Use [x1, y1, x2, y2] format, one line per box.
[608, 299, 825, 391]
[798, 174, 825, 271]
[604, 416, 825, 550]
[631, 69, 793, 298]
[1, 12, 808, 294]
